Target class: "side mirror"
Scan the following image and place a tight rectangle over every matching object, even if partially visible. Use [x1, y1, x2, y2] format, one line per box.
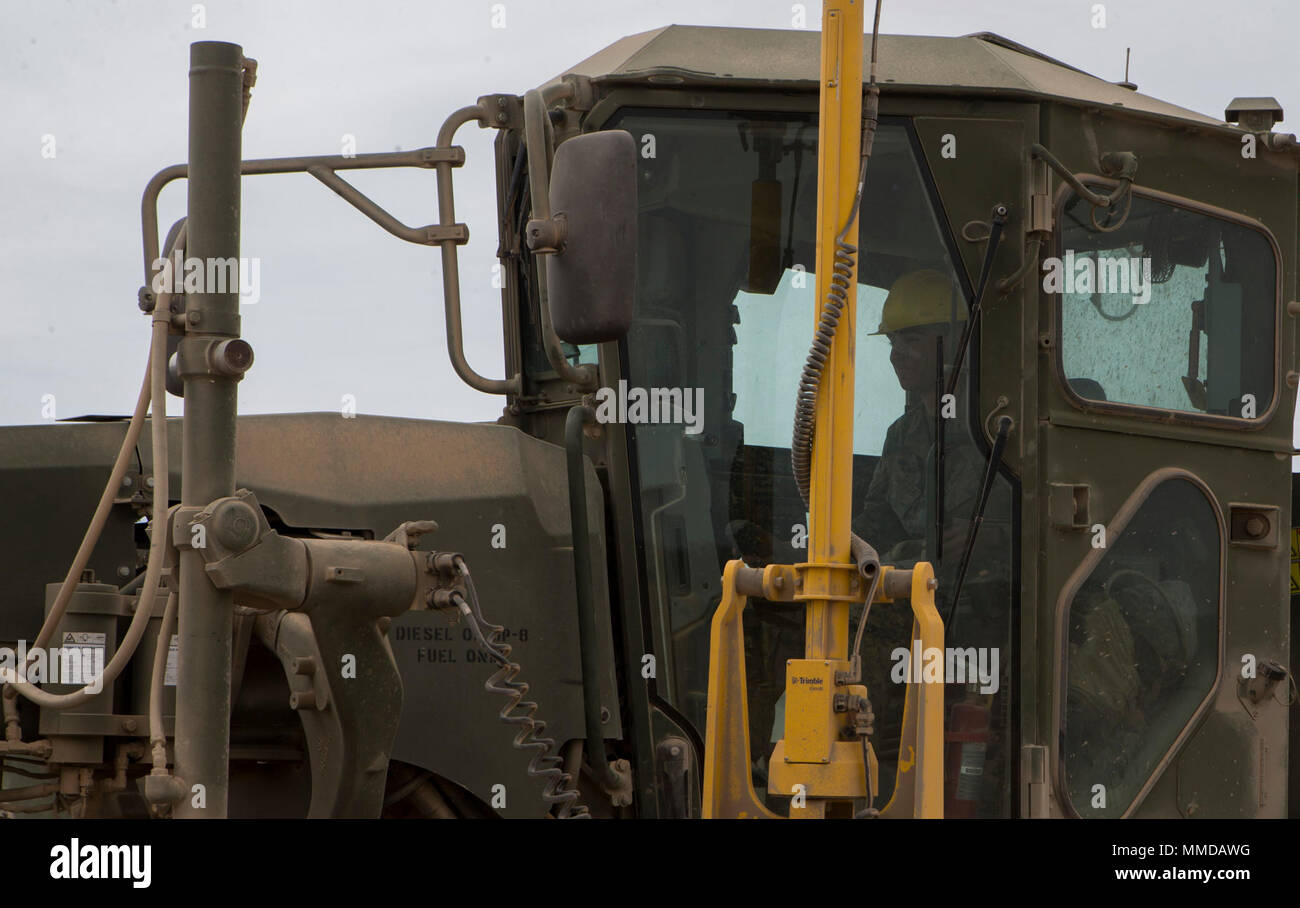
[535, 130, 637, 344]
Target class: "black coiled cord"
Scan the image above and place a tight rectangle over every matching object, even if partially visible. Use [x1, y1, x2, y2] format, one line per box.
[791, 187, 865, 507]
[453, 558, 589, 819]
[791, 93, 876, 510]
[789, 82, 882, 581]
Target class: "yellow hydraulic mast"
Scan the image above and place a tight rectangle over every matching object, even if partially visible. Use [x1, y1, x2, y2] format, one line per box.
[766, 0, 865, 819]
[702, 0, 946, 819]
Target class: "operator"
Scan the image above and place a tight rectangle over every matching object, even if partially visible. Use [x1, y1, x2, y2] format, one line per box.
[854, 268, 987, 571]
[851, 268, 1011, 811]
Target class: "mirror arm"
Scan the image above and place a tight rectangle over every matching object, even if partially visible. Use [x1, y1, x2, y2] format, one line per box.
[524, 88, 599, 390]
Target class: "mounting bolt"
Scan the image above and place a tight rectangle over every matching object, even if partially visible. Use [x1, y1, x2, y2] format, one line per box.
[121, 475, 133, 488]
[116, 565, 132, 579]
[927, 578, 938, 591]
[121, 718, 138, 733]
[145, 476, 155, 489]
[187, 310, 201, 326]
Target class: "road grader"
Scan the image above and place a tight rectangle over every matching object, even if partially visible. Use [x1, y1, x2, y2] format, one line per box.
[1, 1, 1296, 819]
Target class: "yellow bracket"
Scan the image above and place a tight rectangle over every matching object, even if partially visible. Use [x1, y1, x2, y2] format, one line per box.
[879, 563, 945, 818]
[702, 560, 945, 818]
[701, 560, 782, 819]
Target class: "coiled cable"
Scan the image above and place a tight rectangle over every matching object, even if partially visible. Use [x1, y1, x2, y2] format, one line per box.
[791, 3, 881, 513]
[790, 167, 867, 508]
[453, 557, 589, 819]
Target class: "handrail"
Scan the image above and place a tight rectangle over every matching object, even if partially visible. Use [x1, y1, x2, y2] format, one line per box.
[139, 115, 524, 397]
[524, 88, 598, 389]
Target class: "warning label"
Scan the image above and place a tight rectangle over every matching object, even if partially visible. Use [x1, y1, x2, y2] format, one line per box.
[165, 634, 179, 687]
[59, 631, 105, 686]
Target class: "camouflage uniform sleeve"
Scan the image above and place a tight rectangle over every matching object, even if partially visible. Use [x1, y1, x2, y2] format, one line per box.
[855, 414, 909, 553]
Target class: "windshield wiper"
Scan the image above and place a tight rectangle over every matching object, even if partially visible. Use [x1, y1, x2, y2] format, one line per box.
[945, 203, 1008, 398]
[945, 414, 1013, 632]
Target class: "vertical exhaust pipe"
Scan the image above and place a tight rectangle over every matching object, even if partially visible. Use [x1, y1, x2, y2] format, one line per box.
[174, 40, 245, 818]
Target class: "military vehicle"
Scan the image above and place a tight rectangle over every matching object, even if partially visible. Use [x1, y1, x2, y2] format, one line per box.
[1, 2, 1296, 820]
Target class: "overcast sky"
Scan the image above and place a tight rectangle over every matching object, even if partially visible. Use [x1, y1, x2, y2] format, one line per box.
[2, 0, 1296, 450]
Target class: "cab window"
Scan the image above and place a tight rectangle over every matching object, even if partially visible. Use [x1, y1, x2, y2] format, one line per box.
[1056, 190, 1277, 420]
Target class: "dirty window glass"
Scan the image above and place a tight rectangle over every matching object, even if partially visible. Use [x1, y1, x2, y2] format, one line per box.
[613, 110, 1016, 817]
[1056, 192, 1276, 418]
[1061, 477, 1220, 816]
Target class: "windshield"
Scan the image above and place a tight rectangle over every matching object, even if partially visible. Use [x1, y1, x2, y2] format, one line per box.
[611, 109, 1016, 816]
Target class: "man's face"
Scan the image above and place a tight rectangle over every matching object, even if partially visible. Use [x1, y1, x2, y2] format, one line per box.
[887, 324, 949, 393]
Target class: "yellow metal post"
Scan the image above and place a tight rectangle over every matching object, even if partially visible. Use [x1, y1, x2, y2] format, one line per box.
[805, 0, 862, 657]
[790, 0, 865, 817]
[702, 0, 946, 819]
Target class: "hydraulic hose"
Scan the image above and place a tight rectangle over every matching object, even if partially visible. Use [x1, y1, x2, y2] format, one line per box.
[3, 225, 182, 710]
[4, 315, 171, 709]
[148, 593, 178, 768]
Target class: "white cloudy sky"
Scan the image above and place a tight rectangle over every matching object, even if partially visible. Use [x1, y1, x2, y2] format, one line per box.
[1, 0, 1296, 451]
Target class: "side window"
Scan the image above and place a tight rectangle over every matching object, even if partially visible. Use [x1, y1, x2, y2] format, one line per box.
[1055, 190, 1277, 420]
[1060, 475, 1221, 816]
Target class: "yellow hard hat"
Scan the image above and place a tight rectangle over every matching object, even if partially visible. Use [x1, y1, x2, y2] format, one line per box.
[871, 269, 965, 335]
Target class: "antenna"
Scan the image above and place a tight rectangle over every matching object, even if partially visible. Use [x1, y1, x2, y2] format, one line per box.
[1118, 47, 1137, 91]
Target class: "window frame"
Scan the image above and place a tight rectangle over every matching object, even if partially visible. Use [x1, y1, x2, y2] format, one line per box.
[1050, 176, 1283, 429]
[1050, 467, 1226, 818]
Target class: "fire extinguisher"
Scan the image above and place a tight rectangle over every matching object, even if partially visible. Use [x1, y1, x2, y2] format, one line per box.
[944, 688, 990, 818]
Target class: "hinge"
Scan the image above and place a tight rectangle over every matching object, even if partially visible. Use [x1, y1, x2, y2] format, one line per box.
[1021, 744, 1050, 818]
[1030, 191, 1052, 234]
